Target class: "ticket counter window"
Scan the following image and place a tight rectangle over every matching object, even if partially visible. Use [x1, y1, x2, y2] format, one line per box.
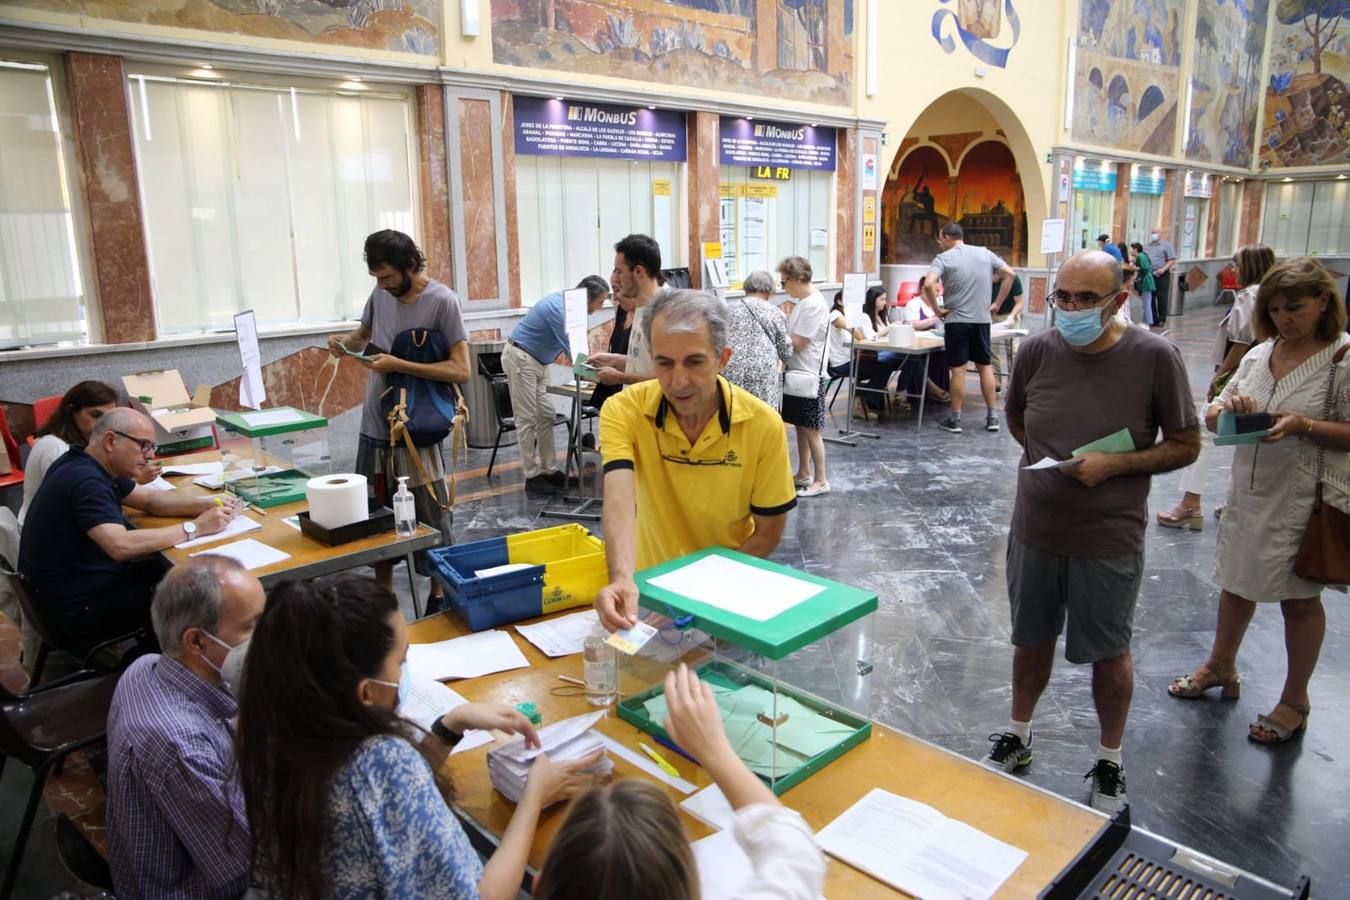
[516, 155, 682, 305]
[1262, 179, 1350, 257]
[718, 166, 831, 286]
[1215, 181, 1242, 258]
[1126, 192, 1163, 245]
[1179, 197, 1209, 259]
[1073, 189, 1114, 251]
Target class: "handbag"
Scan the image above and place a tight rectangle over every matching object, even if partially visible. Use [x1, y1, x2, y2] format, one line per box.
[1293, 344, 1350, 584]
[783, 324, 828, 399]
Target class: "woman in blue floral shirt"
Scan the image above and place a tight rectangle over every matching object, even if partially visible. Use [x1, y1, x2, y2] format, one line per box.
[236, 575, 601, 899]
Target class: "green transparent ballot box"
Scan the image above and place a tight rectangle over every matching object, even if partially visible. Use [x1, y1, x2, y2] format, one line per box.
[616, 547, 877, 796]
[214, 407, 331, 507]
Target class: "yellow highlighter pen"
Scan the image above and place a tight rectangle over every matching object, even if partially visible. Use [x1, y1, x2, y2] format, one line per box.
[638, 742, 680, 777]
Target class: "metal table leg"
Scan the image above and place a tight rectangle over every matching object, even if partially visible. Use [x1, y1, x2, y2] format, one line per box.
[826, 343, 879, 446]
[916, 353, 930, 429]
[405, 551, 423, 619]
[542, 385, 602, 522]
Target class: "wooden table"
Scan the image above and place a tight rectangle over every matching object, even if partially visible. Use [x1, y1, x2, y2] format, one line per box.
[415, 611, 1105, 898]
[131, 451, 442, 614]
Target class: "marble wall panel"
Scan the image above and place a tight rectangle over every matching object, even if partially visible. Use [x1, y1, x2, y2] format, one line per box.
[500, 93, 522, 308]
[1239, 180, 1262, 247]
[687, 111, 722, 289]
[459, 99, 500, 302]
[1027, 275, 1047, 315]
[64, 52, 155, 344]
[835, 129, 857, 279]
[416, 84, 453, 288]
[207, 345, 367, 418]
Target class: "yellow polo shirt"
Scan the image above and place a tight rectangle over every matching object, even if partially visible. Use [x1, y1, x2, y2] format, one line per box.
[600, 376, 797, 570]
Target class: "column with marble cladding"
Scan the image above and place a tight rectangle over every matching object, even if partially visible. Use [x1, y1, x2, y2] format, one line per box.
[64, 51, 155, 344]
[835, 128, 857, 279]
[1205, 189, 1221, 258]
[458, 97, 500, 302]
[686, 111, 721, 289]
[415, 84, 453, 287]
[1238, 180, 1263, 246]
[500, 92, 522, 308]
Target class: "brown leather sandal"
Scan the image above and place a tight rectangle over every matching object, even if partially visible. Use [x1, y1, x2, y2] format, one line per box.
[1157, 503, 1203, 530]
[1168, 664, 1240, 699]
[1249, 700, 1310, 744]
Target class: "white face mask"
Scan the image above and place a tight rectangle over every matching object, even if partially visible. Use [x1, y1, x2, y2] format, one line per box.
[203, 632, 250, 695]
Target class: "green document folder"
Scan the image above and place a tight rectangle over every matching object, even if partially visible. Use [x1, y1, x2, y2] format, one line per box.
[1072, 427, 1135, 457]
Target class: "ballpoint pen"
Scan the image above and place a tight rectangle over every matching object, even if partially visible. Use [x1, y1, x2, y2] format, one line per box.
[653, 733, 700, 767]
[638, 742, 681, 777]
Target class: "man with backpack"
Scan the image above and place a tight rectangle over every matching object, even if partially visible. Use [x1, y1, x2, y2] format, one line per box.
[328, 230, 469, 609]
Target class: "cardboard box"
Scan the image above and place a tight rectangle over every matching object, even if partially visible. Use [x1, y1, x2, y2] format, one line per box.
[122, 369, 218, 455]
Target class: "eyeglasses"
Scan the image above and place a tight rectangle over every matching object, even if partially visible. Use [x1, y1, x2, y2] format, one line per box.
[1049, 288, 1118, 311]
[112, 430, 157, 455]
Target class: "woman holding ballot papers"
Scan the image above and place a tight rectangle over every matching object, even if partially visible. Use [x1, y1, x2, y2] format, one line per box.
[1170, 258, 1350, 746]
[236, 574, 603, 899]
[534, 663, 825, 900]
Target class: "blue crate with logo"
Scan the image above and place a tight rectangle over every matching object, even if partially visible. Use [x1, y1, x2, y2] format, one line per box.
[427, 524, 607, 629]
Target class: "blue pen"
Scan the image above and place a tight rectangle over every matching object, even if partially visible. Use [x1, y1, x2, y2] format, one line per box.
[654, 734, 700, 767]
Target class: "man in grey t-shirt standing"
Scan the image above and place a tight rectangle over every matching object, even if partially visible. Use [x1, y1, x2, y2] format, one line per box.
[923, 223, 1017, 433]
[328, 230, 469, 608]
[1144, 230, 1177, 327]
[985, 249, 1199, 812]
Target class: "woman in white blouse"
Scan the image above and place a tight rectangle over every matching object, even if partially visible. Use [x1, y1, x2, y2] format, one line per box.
[18, 380, 120, 527]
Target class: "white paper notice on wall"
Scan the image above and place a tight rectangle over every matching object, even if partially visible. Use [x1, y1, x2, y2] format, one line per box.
[1038, 218, 1067, 256]
[234, 309, 265, 410]
[704, 257, 728, 291]
[843, 273, 867, 320]
[564, 287, 589, 360]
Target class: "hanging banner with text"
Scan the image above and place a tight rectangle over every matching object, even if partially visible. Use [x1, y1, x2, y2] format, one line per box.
[719, 117, 837, 171]
[513, 96, 687, 162]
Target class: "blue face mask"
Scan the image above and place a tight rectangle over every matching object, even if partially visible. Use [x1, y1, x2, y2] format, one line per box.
[1055, 305, 1110, 347]
[371, 661, 410, 711]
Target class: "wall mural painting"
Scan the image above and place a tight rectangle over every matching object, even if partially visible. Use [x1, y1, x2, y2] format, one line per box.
[882, 140, 1026, 267]
[930, 0, 1022, 68]
[1262, 1, 1350, 167]
[490, 0, 854, 106]
[1072, 0, 1185, 155]
[1186, 0, 1270, 167]
[3, 0, 441, 55]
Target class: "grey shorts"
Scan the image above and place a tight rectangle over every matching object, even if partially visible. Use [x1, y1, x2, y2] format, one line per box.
[1006, 533, 1142, 664]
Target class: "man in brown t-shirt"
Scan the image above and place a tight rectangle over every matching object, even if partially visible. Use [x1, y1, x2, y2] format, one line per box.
[984, 250, 1199, 813]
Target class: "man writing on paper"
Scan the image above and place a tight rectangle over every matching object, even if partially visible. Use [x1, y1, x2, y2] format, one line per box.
[985, 250, 1198, 813]
[106, 556, 264, 899]
[327, 230, 469, 608]
[504, 275, 610, 496]
[19, 408, 235, 647]
[923, 222, 1017, 434]
[593, 290, 797, 631]
[587, 234, 669, 388]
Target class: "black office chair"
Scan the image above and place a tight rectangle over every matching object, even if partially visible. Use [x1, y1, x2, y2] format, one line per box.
[54, 813, 113, 893]
[4, 570, 148, 687]
[0, 668, 122, 900]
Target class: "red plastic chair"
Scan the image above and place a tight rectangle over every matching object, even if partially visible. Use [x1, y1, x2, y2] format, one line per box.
[895, 281, 920, 306]
[31, 395, 61, 431]
[0, 408, 23, 490]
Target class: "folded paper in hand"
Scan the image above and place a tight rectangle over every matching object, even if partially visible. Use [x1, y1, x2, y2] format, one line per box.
[486, 710, 613, 804]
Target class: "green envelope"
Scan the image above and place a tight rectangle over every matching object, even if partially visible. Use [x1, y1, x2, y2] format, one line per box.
[1073, 427, 1136, 457]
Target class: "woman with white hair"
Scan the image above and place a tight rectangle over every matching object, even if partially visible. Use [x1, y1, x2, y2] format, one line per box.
[722, 270, 791, 409]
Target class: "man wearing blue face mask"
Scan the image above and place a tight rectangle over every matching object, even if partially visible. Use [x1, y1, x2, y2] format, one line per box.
[984, 250, 1199, 814]
[106, 556, 264, 899]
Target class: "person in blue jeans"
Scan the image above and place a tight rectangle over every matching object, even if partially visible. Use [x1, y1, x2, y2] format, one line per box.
[853, 286, 906, 413]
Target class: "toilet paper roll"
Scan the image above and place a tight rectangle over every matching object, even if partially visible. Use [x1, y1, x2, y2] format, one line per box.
[306, 474, 368, 530]
[889, 325, 915, 347]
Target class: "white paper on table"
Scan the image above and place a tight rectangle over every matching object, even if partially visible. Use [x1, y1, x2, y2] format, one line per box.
[646, 554, 824, 622]
[190, 538, 290, 571]
[397, 676, 494, 755]
[514, 609, 599, 657]
[842, 273, 867, 321]
[143, 476, 177, 491]
[174, 515, 262, 549]
[241, 409, 305, 428]
[1022, 456, 1085, 471]
[234, 309, 265, 410]
[162, 461, 225, 476]
[681, 784, 736, 832]
[594, 733, 697, 793]
[692, 830, 755, 900]
[406, 630, 530, 682]
[815, 788, 1028, 900]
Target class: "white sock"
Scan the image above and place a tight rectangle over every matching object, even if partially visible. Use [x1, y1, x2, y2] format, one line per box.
[1008, 718, 1031, 743]
[1097, 742, 1122, 765]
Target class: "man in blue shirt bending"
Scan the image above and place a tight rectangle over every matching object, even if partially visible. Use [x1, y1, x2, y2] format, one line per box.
[504, 275, 610, 494]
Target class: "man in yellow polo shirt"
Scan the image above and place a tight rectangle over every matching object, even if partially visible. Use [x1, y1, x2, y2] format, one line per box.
[594, 289, 797, 630]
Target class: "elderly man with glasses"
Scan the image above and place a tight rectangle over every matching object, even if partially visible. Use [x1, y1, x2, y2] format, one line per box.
[19, 407, 234, 648]
[592, 289, 797, 631]
[982, 250, 1199, 813]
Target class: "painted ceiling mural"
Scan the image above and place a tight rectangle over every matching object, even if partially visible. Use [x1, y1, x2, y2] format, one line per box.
[490, 0, 854, 107]
[1071, 0, 1185, 156]
[1186, 0, 1270, 168]
[1261, 0, 1350, 167]
[3, 0, 441, 55]
[930, 0, 1021, 68]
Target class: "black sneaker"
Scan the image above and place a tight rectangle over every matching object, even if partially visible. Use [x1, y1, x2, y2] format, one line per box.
[983, 732, 1032, 772]
[937, 415, 963, 434]
[985, 413, 1000, 432]
[524, 475, 560, 495]
[580, 432, 596, 451]
[543, 470, 575, 489]
[1085, 759, 1127, 812]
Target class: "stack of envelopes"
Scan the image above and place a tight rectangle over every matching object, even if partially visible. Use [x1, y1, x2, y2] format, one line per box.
[487, 710, 614, 803]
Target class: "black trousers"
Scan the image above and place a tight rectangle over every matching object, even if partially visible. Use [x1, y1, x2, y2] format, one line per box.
[1154, 272, 1170, 324]
[52, 559, 164, 652]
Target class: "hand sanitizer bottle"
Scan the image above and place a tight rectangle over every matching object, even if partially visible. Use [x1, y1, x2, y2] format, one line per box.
[582, 625, 616, 707]
[393, 476, 416, 537]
